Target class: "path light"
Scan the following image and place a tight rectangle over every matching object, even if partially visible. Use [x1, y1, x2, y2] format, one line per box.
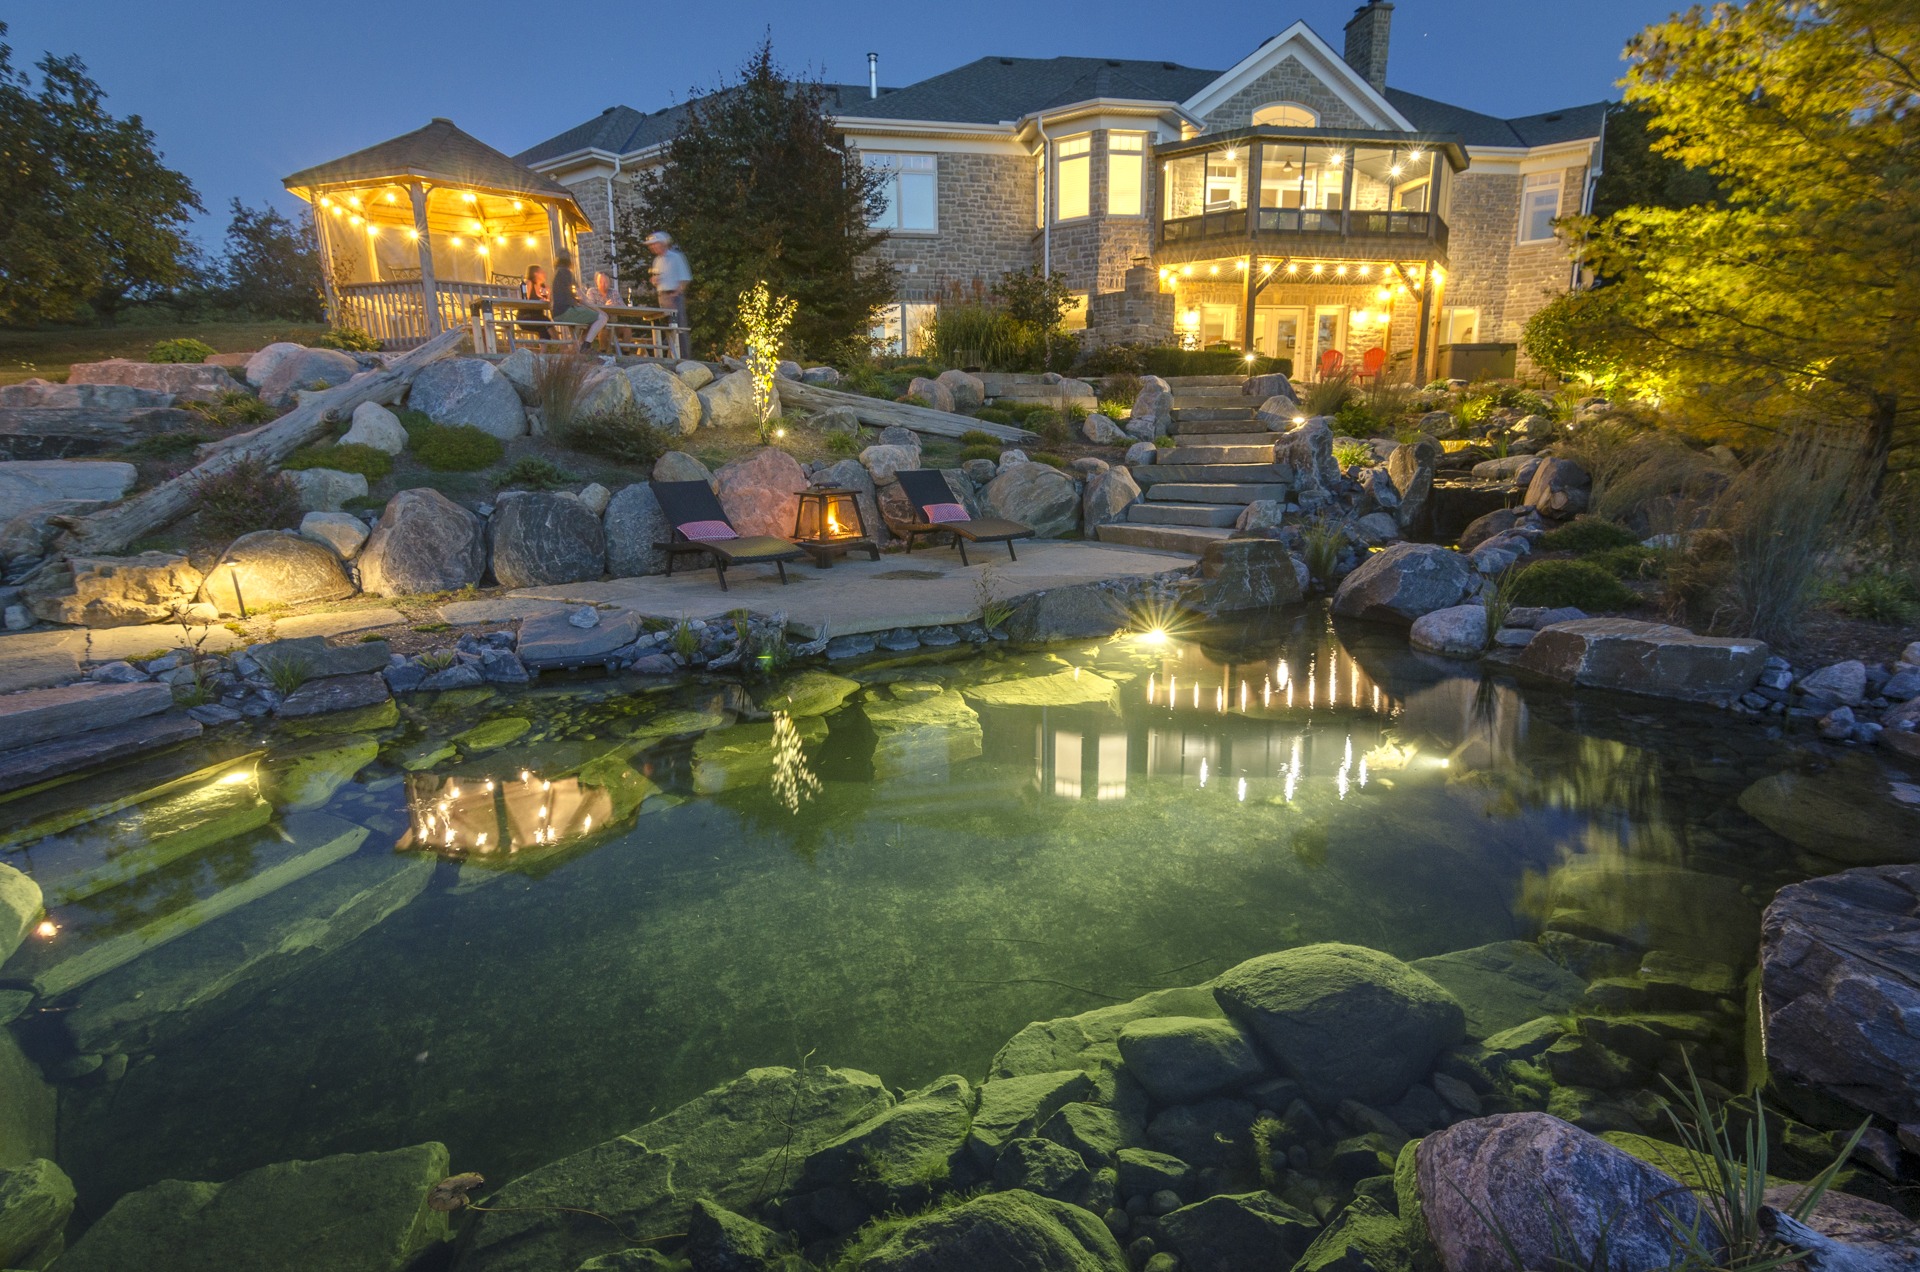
[35, 919, 56, 938]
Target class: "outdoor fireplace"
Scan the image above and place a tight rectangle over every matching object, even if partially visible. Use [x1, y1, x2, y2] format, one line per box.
[791, 486, 879, 567]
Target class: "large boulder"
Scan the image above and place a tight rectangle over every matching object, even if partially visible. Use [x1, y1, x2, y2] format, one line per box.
[984, 463, 1079, 538]
[458, 1066, 892, 1272]
[1081, 466, 1139, 532]
[26, 551, 205, 626]
[1417, 1113, 1704, 1272]
[300, 511, 369, 559]
[1516, 617, 1767, 704]
[575, 366, 634, 417]
[285, 467, 368, 513]
[1158, 1192, 1318, 1272]
[200, 530, 355, 615]
[1276, 417, 1340, 491]
[488, 492, 605, 588]
[357, 488, 486, 597]
[907, 376, 955, 413]
[1212, 943, 1465, 1106]
[937, 369, 985, 411]
[812, 457, 889, 546]
[1243, 372, 1297, 404]
[1409, 604, 1488, 659]
[1523, 457, 1591, 518]
[1759, 864, 1920, 1126]
[1457, 507, 1521, 554]
[0, 460, 136, 522]
[341, 401, 408, 454]
[1332, 542, 1472, 626]
[698, 370, 766, 431]
[852, 1189, 1126, 1272]
[1116, 1016, 1267, 1105]
[1189, 539, 1305, 615]
[407, 358, 526, 440]
[1388, 437, 1439, 534]
[1081, 414, 1128, 445]
[712, 447, 809, 539]
[66, 358, 238, 404]
[626, 363, 701, 437]
[50, 1143, 450, 1272]
[603, 482, 671, 577]
[252, 345, 359, 408]
[0, 1157, 74, 1270]
[859, 444, 922, 486]
[1129, 376, 1174, 439]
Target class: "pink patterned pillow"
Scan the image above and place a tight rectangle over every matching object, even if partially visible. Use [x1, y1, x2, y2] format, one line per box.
[923, 502, 970, 525]
[679, 520, 738, 541]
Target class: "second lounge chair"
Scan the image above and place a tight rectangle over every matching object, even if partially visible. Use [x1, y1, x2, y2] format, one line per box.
[650, 480, 804, 591]
[896, 469, 1033, 566]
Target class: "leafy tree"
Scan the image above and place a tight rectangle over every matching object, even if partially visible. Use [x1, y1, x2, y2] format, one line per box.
[0, 24, 202, 324]
[990, 266, 1078, 369]
[1560, 0, 1919, 487]
[218, 199, 324, 320]
[1590, 102, 1720, 220]
[615, 40, 895, 363]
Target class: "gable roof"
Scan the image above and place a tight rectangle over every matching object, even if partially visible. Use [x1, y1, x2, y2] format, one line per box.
[285, 117, 581, 205]
[1386, 89, 1607, 149]
[1181, 22, 1413, 131]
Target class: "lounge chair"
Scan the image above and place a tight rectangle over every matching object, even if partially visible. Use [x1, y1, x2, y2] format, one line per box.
[896, 469, 1033, 566]
[650, 480, 804, 591]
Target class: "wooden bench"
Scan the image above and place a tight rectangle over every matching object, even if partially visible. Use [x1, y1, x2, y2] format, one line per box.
[471, 296, 688, 359]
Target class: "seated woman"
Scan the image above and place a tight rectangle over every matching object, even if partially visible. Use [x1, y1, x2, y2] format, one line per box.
[549, 251, 607, 352]
[518, 264, 554, 341]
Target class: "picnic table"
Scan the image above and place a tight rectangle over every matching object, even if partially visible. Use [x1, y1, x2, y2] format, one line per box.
[470, 296, 688, 359]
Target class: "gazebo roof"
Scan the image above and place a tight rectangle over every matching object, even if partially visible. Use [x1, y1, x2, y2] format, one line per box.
[284, 117, 589, 224]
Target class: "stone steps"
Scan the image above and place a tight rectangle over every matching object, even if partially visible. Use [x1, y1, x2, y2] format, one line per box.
[0, 713, 205, 797]
[1144, 481, 1290, 504]
[1158, 445, 1275, 465]
[1172, 407, 1257, 423]
[1126, 502, 1242, 527]
[1096, 523, 1235, 553]
[1160, 375, 1247, 388]
[1133, 463, 1291, 485]
[1173, 432, 1275, 447]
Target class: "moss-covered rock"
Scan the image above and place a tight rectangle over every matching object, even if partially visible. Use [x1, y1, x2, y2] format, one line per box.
[1408, 941, 1585, 1039]
[960, 670, 1120, 712]
[454, 716, 531, 753]
[801, 1074, 973, 1208]
[990, 986, 1223, 1082]
[967, 1071, 1095, 1170]
[1531, 860, 1759, 966]
[862, 688, 982, 782]
[992, 1137, 1092, 1203]
[1, 863, 43, 967]
[53, 1143, 449, 1272]
[1294, 1196, 1413, 1272]
[690, 716, 828, 794]
[850, 1189, 1126, 1272]
[1039, 1103, 1135, 1171]
[0, 1157, 74, 1271]
[756, 670, 861, 718]
[1115, 1016, 1267, 1105]
[627, 707, 730, 746]
[261, 735, 379, 811]
[1157, 1191, 1319, 1272]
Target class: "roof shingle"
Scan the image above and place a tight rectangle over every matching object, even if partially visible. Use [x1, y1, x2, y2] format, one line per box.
[285, 117, 584, 206]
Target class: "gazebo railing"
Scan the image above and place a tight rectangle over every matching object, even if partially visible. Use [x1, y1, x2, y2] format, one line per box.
[338, 280, 522, 349]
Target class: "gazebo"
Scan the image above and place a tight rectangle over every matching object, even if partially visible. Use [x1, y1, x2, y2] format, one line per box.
[284, 118, 592, 349]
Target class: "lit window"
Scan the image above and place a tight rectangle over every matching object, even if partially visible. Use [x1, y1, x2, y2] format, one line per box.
[1519, 171, 1563, 243]
[1443, 307, 1480, 344]
[870, 301, 937, 356]
[1056, 135, 1092, 220]
[866, 153, 937, 231]
[1251, 103, 1319, 128]
[1108, 133, 1145, 216]
[1062, 293, 1089, 331]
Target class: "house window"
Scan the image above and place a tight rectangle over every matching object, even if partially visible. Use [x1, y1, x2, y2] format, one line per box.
[1056, 135, 1092, 220]
[871, 301, 936, 355]
[1108, 133, 1145, 216]
[1199, 304, 1237, 346]
[1443, 307, 1480, 344]
[1252, 102, 1319, 128]
[1062, 293, 1089, 331]
[867, 154, 937, 231]
[1519, 171, 1563, 243]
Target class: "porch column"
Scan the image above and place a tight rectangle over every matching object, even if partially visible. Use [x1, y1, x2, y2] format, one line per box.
[1241, 256, 1257, 354]
[311, 202, 340, 323]
[1242, 139, 1263, 354]
[408, 182, 442, 337]
[1413, 258, 1436, 384]
[546, 204, 564, 263]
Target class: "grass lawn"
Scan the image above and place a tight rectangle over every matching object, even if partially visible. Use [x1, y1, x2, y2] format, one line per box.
[0, 321, 329, 387]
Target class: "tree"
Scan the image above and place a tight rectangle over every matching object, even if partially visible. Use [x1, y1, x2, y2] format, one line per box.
[1589, 102, 1720, 220]
[1560, 1, 1919, 486]
[990, 267, 1078, 371]
[219, 199, 324, 320]
[0, 24, 202, 325]
[616, 40, 895, 363]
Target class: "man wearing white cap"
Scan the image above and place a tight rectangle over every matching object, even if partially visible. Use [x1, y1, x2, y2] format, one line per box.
[646, 232, 692, 359]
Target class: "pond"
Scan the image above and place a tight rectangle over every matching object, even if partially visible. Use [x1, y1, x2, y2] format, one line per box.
[0, 605, 1844, 1221]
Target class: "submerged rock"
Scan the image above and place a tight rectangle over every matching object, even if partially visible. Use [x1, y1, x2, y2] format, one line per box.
[851, 1188, 1126, 1272]
[961, 670, 1119, 712]
[1, 864, 40, 967]
[1409, 941, 1586, 1039]
[756, 670, 861, 718]
[0, 1157, 73, 1270]
[1158, 1191, 1318, 1272]
[862, 687, 982, 782]
[690, 715, 828, 794]
[1212, 944, 1465, 1106]
[801, 1074, 974, 1209]
[458, 1066, 891, 1272]
[1737, 760, 1920, 865]
[1115, 1016, 1267, 1105]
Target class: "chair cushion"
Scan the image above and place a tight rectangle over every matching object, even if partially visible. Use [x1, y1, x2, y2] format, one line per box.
[679, 520, 737, 541]
[922, 502, 970, 525]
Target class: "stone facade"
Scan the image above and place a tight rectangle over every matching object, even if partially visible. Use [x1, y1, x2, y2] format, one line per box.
[1439, 164, 1589, 377]
[1084, 265, 1176, 349]
[1201, 56, 1371, 132]
[1046, 127, 1157, 298]
[866, 150, 1038, 304]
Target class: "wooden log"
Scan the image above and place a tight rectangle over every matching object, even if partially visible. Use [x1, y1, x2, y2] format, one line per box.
[774, 377, 1038, 443]
[54, 329, 468, 556]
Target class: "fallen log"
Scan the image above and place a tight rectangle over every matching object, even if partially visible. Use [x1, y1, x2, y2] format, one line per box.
[775, 377, 1037, 443]
[54, 329, 469, 556]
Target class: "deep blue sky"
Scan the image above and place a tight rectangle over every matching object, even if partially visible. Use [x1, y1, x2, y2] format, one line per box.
[11, 0, 1679, 246]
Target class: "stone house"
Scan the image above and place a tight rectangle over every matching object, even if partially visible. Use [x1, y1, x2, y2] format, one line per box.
[515, 1, 1605, 381]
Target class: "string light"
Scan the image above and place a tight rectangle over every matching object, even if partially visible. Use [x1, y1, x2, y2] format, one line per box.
[461, 191, 477, 202]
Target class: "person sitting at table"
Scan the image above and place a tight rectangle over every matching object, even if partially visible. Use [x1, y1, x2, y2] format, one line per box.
[518, 264, 554, 340]
[591, 271, 622, 307]
[550, 250, 607, 352]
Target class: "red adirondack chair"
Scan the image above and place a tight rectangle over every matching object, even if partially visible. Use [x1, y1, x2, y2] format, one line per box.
[1358, 346, 1388, 382]
[1316, 348, 1345, 379]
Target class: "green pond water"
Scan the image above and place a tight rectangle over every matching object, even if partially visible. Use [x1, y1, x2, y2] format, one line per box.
[0, 606, 1859, 1220]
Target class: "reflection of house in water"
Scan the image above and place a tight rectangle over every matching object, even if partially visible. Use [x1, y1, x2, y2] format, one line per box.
[396, 769, 612, 863]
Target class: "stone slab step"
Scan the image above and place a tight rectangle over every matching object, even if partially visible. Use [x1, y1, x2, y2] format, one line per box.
[0, 713, 204, 797]
[14, 781, 273, 907]
[1144, 482, 1290, 504]
[1160, 375, 1247, 388]
[1132, 463, 1293, 485]
[1127, 502, 1242, 527]
[1095, 523, 1233, 555]
[1159, 445, 1277, 465]
[0, 751, 260, 853]
[0, 680, 175, 751]
[990, 384, 1097, 407]
[1172, 407, 1258, 423]
[1172, 432, 1277, 447]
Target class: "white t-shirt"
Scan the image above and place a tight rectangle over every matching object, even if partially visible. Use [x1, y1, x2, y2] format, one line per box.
[650, 247, 691, 296]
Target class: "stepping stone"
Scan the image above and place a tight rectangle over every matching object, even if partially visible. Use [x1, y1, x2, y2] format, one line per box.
[0, 714, 202, 796]
[277, 673, 392, 719]
[0, 680, 173, 751]
[15, 777, 272, 906]
[1127, 503, 1241, 528]
[517, 608, 643, 669]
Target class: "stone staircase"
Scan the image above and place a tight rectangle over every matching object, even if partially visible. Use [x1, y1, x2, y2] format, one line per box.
[1097, 376, 1291, 556]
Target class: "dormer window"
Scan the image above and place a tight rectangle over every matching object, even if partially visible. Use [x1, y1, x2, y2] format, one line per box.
[1252, 102, 1319, 128]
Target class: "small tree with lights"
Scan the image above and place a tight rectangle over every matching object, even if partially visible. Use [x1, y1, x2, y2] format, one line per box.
[740, 280, 796, 442]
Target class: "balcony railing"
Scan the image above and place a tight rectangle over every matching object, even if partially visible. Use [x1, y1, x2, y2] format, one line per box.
[1160, 207, 1448, 255]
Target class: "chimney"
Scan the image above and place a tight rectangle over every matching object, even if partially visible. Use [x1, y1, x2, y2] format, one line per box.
[1343, 0, 1393, 93]
[868, 52, 879, 99]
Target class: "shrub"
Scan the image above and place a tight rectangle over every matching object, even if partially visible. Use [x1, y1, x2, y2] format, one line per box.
[1538, 517, 1639, 554]
[121, 431, 212, 461]
[1028, 409, 1070, 446]
[1507, 560, 1638, 610]
[1588, 544, 1665, 579]
[959, 444, 1001, 463]
[1522, 288, 1633, 390]
[496, 457, 577, 490]
[185, 391, 275, 429]
[529, 352, 597, 433]
[313, 327, 381, 352]
[406, 417, 505, 472]
[1301, 522, 1345, 587]
[558, 404, 670, 468]
[824, 430, 862, 456]
[194, 457, 302, 540]
[1824, 571, 1920, 623]
[924, 303, 1032, 370]
[1331, 439, 1374, 470]
[972, 407, 1016, 426]
[150, 337, 216, 364]
[1027, 452, 1067, 468]
[958, 430, 1000, 446]
[1086, 345, 1290, 378]
[1303, 369, 1355, 417]
[283, 442, 393, 481]
[1154, 434, 1175, 448]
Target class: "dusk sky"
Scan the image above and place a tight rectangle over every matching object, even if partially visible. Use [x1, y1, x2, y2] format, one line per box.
[12, 0, 1681, 246]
